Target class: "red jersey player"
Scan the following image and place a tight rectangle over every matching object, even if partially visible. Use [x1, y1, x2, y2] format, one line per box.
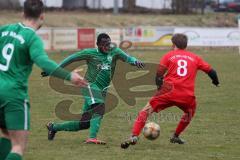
[121, 33, 219, 149]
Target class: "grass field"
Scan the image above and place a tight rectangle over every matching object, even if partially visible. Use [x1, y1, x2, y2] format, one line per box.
[0, 11, 239, 27]
[18, 47, 240, 160]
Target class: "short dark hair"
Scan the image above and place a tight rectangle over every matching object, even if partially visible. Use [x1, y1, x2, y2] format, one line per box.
[171, 33, 188, 49]
[24, 0, 44, 19]
[97, 33, 111, 45]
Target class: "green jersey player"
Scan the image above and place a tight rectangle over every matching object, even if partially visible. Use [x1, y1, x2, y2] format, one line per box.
[46, 33, 144, 144]
[0, 1, 86, 160]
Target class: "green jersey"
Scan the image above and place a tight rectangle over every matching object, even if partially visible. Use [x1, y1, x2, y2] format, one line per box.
[59, 48, 138, 90]
[0, 23, 70, 100]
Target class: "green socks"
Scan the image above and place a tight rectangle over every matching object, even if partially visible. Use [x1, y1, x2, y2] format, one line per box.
[89, 114, 103, 138]
[5, 153, 22, 160]
[53, 121, 80, 131]
[52, 114, 103, 139]
[0, 137, 12, 160]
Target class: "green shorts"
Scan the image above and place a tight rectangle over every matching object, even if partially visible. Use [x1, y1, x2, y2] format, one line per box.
[0, 98, 30, 130]
[80, 83, 106, 106]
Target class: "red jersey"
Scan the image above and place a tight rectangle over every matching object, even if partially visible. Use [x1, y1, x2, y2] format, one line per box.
[159, 49, 211, 97]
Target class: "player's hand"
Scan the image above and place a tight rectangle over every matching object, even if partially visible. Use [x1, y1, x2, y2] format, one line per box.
[134, 60, 145, 69]
[70, 72, 88, 87]
[212, 80, 219, 87]
[155, 76, 163, 89]
[41, 71, 49, 77]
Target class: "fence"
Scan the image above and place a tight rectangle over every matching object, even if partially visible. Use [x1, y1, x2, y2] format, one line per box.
[36, 26, 240, 50]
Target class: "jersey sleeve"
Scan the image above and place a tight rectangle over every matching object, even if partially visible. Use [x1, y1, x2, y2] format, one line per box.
[159, 52, 170, 68]
[29, 35, 47, 61]
[29, 35, 71, 81]
[59, 50, 91, 68]
[197, 55, 212, 73]
[115, 48, 137, 65]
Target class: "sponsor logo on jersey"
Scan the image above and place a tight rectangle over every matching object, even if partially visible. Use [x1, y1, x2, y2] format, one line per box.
[101, 64, 111, 70]
[107, 55, 112, 62]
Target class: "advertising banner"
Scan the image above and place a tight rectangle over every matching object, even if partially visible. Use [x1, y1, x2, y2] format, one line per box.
[78, 28, 95, 49]
[52, 28, 78, 50]
[174, 27, 240, 46]
[123, 26, 174, 47]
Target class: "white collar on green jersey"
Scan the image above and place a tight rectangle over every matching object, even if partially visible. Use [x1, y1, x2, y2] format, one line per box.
[18, 23, 35, 32]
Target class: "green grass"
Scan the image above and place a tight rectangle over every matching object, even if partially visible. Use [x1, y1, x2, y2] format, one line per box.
[19, 47, 240, 160]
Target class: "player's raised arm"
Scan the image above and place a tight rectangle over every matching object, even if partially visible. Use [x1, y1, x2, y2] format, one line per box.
[41, 49, 90, 77]
[116, 47, 145, 68]
[58, 50, 90, 68]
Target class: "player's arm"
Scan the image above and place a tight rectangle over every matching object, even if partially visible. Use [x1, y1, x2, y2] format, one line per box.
[197, 56, 219, 86]
[34, 55, 87, 86]
[207, 69, 219, 86]
[41, 50, 90, 77]
[29, 36, 71, 80]
[34, 55, 70, 80]
[155, 54, 169, 89]
[155, 65, 167, 89]
[58, 50, 90, 68]
[116, 48, 144, 68]
[30, 36, 87, 86]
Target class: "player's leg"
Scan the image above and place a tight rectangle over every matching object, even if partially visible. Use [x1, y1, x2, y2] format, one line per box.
[170, 98, 196, 144]
[132, 103, 154, 137]
[85, 103, 106, 144]
[121, 103, 155, 149]
[47, 102, 91, 140]
[3, 99, 30, 160]
[81, 84, 106, 144]
[0, 105, 12, 160]
[0, 128, 12, 160]
[5, 130, 29, 160]
[121, 95, 173, 149]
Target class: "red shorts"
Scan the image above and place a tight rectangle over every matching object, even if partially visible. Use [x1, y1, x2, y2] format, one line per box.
[149, 84, 196, 114]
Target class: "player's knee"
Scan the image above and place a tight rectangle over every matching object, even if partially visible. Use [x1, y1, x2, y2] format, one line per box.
[141, 103, 153, 115]
[92, 103, 105, 116]
[187, 108, 196, 119]
[79, 121, 90, 129]
[1, 128, 10, 138]
[11, 144, 25, 155]
[183, 109, 195, 122]
[79, 112, 91, 129]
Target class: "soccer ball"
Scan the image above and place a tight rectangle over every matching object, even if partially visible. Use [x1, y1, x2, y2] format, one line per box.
[142, 122, 160, 140]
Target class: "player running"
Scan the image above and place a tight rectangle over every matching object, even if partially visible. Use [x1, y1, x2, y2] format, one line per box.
[0, 1, 87, 160]
[45, 33, 144, 145]
[121, 33, 219, 149]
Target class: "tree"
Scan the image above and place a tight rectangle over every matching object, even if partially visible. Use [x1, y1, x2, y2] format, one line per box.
[172, 0, 205, 14]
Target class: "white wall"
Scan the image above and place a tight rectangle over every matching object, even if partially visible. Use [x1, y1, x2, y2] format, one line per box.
[44, 0, 62, 7]
[19, 0, 63, 7]
[19, 0, 171, 9]
[136, 0, 172, 9]
[87, 0, 123, 9]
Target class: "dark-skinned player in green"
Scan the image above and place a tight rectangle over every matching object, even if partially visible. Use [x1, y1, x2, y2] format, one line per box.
[0, 0, 87, 160]
[45, 33, 144, 144]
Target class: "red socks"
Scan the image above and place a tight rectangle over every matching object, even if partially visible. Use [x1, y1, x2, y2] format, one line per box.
[132, 110, 148, 136]
[175, 109, 195, 136]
